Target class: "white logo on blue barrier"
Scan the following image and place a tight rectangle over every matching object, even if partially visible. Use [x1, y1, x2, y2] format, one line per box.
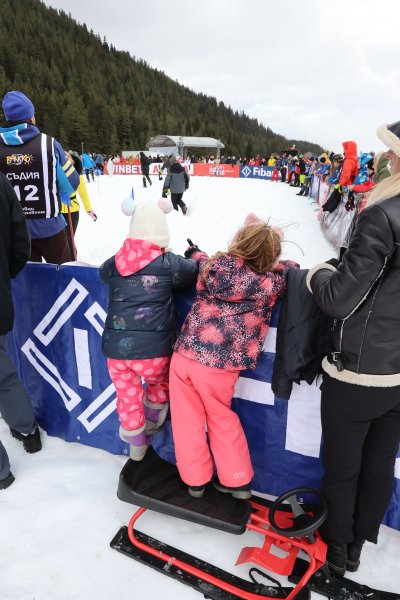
[253, 166, 270, 177]
[21, 278, 116, 433]
[242, 166, 252, 178]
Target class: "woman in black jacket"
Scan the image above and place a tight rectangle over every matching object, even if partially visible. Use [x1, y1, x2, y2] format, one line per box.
[306, 121, 400, 577]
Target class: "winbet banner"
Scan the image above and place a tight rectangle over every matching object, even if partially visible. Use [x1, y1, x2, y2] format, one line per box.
[8, 263, 400, 531]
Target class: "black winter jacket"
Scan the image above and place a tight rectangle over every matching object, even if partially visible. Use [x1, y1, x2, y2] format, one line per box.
[0, 173, 30, 334]
[272, 269, 331, 399]
[140, 153, 151, 174]
[100, 251, 198, 359]
[307, 194, 400, 386]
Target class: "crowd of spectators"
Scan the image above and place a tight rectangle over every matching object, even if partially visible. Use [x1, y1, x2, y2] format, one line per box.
[86, 150, 306, 168]
[78, 145, 383, 256]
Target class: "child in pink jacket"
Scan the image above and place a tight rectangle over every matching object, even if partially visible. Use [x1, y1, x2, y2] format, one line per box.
[169, 214, 298, 498]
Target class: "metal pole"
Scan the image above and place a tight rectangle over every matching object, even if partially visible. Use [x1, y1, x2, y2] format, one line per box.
[81, 142, 84, 155]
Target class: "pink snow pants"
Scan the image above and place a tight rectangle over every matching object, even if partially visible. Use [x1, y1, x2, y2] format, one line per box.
[107, 356, 170, 430]
[169, 352, 254, 487]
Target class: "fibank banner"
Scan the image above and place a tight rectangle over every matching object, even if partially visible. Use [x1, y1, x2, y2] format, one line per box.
[9, 264, 400, 530]
[240, 165, 275, 179]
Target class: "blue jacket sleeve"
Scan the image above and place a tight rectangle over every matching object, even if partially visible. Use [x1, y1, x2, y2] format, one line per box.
[170, 254, 199, 289]
[99, 256, 115, 285]
[54, 141, 80, 205]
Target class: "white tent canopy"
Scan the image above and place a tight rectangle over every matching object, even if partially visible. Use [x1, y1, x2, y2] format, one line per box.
[147, 135, 224, 157]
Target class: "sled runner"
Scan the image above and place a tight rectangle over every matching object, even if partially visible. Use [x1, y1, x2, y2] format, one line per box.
[289, 558, 400, 600]
[111, 447, 400, 600]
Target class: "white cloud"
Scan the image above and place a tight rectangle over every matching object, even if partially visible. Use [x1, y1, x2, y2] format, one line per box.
[42, 0, 400, 153]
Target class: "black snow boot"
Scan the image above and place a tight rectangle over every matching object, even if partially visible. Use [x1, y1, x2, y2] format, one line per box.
[0, 471, 15, 490]
[10, 426, 42, 453]
[346, 539, 365, 572]
[325, 541, 347, 577]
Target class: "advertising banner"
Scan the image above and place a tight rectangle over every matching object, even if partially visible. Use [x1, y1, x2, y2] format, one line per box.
[103, 163, 194, 176]
[8, 264, 400, 530]
[240, 165, 274, 180]
[193, 163, 240, 177]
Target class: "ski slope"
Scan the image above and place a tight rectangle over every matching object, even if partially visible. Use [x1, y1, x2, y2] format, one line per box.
[1, 174, 399, 600]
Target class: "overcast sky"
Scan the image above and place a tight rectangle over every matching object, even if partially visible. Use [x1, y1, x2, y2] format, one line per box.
[42, 0, 400, 153]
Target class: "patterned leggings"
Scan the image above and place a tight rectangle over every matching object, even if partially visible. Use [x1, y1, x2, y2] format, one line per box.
[107, 356, 170, 430]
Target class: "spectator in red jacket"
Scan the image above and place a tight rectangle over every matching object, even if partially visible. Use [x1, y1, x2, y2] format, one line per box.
[339, 141, 359, 186]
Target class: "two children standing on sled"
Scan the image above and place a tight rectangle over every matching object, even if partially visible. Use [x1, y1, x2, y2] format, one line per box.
[100, 194, 297, 499]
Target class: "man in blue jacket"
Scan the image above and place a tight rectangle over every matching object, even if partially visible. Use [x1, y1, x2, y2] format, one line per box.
[0, 91, 79, 264]
[81, 152, 96, 183]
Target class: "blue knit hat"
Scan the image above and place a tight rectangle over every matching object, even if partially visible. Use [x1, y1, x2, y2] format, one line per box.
[2, 91, 35, 121]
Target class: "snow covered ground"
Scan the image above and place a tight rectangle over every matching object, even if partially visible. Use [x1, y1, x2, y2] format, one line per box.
[1, 174, 399, 600]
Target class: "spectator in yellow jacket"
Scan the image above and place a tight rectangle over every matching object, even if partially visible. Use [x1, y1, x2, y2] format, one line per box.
[61, 151, 97, 260]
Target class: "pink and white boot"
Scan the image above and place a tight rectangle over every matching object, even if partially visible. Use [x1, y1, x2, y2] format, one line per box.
[144, 398, 169, 434]
[119, 425, 152, 461]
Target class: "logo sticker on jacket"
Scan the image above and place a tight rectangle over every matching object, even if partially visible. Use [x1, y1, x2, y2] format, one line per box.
[6, 153, 34, 166]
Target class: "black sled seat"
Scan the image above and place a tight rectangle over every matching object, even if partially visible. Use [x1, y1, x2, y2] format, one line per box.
[117, 446, 252, 535]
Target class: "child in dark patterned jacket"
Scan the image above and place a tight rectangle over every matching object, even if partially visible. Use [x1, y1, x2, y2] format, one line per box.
[100, 196, 198, 461]
[169, 213, 299, 499]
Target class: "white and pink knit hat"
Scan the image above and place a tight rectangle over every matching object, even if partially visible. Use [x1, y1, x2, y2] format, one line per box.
[121, 192, 173, 248]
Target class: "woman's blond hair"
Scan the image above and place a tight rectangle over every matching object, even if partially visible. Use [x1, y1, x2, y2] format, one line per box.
[202, 222, 281, 281]
[365, 172, 400, 207]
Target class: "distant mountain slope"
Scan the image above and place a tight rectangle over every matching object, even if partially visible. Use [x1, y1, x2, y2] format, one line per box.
[0, 0, 324, 156]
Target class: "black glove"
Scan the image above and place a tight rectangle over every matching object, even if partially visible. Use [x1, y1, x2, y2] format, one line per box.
[162, 189, 168, 198]
[325, 258, 340, 268]
[184, 246, 200, 258]
[345, 191, 355, 211]
[184, 238, 200, 258]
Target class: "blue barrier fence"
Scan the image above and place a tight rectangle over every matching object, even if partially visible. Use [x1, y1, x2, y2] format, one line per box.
[7, 263, 400, 530]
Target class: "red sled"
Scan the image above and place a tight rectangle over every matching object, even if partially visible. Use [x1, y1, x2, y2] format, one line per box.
[111, 447, 329, 600]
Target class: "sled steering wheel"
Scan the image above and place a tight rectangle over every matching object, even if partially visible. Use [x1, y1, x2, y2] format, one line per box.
[269, 487, 328, 538]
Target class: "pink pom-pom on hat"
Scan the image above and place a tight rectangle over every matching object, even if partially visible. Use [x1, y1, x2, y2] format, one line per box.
[158, 197, 173, 214]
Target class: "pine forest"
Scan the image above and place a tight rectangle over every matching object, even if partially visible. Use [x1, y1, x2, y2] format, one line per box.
[0, 0, 324, 157]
